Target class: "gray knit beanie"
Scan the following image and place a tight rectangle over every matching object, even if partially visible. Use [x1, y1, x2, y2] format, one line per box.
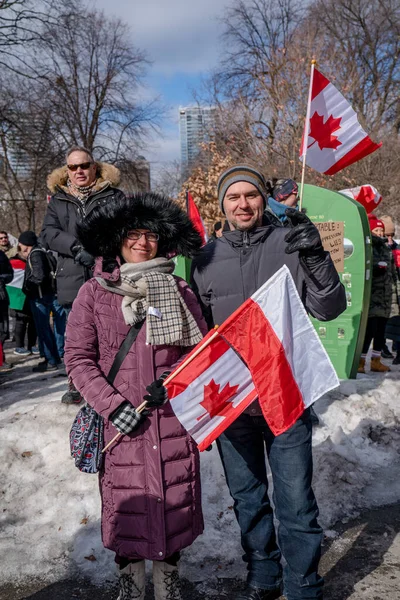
[217, 165, 268, 214]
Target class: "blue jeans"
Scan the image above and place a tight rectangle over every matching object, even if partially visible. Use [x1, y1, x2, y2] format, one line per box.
[30, 295, 66, 365]
[216, 409, 323, 599]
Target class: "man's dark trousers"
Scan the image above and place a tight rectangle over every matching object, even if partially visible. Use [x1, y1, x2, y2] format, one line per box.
[216, 408, 323, 599]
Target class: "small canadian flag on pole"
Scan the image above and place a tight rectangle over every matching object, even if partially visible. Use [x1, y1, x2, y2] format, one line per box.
[339, 184, 382, 214]
[300, 63, 382, 176]
[186, 191, 208, 246]
[165, 266, 339, 450]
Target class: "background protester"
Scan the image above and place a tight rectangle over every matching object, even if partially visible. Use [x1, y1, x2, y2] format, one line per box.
[41, 146, 125, 403]
[64, 193, 207, 600]
[265, 178, 300, 226]
[0, 231, 18, 259]
[8, 252, 38, 356]
[19, 231, 66, 373]
[358, 215, 400, 373]
[0, 249, 14, 373]
[379, 215, 400, 359]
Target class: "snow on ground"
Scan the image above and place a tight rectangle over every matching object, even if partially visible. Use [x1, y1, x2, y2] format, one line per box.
[1, 350, 400, 588]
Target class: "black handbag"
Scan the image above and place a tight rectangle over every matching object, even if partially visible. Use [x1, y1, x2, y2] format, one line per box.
[69, 320, 144, 473]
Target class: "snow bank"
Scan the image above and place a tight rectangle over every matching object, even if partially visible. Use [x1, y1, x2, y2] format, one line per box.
[1, 358, 400, 586]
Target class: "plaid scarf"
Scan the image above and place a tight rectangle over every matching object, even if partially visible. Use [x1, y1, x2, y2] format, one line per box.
[96, 257, 203, 347]
[67, 178, 97, 201]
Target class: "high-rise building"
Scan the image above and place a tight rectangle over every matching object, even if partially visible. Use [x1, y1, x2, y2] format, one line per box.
[179, 106, 216, 169]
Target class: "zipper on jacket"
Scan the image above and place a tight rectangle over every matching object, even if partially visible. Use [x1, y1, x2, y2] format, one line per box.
[243, 230, 250, 247]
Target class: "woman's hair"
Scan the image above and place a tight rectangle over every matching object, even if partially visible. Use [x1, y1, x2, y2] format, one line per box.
[77, 192, 203, 259]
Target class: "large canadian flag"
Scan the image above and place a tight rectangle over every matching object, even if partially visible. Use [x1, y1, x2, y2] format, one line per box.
[166, 266, 339, 450]
[339, 184, 382, 214]
[300, 67, 382, 175]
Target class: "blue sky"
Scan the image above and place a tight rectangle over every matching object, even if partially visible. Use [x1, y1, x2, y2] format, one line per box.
[95, 0, 230, 178]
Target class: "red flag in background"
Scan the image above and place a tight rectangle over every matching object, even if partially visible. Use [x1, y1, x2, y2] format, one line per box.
[300, 67, 382, 175]
[339, 184, 382, 214]
[186, 191, 208, 246]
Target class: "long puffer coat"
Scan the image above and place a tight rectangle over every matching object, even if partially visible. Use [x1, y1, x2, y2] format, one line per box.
[64, 259, 207, 561]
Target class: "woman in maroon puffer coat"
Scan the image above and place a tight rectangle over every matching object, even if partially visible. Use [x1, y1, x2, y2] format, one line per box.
[64, 193, 207, 600]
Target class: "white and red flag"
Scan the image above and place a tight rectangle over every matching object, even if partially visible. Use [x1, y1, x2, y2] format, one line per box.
[339, 184, 382, 214]
[165, 266, 339, 450]
[300, 66, 382, 175]
[186, 191, 208, 246]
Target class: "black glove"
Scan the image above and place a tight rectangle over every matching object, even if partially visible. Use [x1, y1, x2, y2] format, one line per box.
[143, 371, 170, 407]
[72, 245, 95, 268]
[284, 209, 325, 262]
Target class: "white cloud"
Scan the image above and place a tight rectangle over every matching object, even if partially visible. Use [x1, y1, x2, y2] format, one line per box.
[94, 0, 228, 74]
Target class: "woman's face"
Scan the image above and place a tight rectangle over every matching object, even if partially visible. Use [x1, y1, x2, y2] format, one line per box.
[372, 227, 385, 238]
[282, 193, 299, 207]
[121, 229, 159, 263]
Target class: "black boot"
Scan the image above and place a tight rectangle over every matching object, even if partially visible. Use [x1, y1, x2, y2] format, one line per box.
[381, 344, 394, 359]
[235, 585, 282, 600]
[61, 379, 83, 404]
[393, 353, 400, 365]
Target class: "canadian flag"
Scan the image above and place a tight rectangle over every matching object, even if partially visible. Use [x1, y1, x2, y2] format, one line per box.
[166, 266, 339, 450]
[186, 191, 208, 246]
[300, 67, 382, 175]
[6, 258, 26, 311]
[339, 185, 382, 214]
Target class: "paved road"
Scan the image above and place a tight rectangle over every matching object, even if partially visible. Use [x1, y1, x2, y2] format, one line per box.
[1, 503, 399, 600]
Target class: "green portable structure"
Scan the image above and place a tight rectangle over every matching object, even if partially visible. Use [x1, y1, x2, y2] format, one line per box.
[302, 184, 371, 379]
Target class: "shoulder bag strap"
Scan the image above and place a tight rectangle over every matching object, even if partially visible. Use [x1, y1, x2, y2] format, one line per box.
[106, 320, 145, 385]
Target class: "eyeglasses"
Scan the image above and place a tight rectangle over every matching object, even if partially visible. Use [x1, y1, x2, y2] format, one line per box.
[126, 231, 159, 242]
[67, 162, 93, 171]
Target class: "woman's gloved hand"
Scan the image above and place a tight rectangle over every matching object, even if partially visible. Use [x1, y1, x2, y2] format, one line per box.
[110, 402, 143, 435]
[284, 209, 325, 263]
[143, 371, 171, 407]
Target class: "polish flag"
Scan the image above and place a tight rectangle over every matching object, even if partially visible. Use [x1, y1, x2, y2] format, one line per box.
[300, 67, 382, 175]
[339, 185, 382, 214]
[166, 266, 339, 449]
[186, 191, 208, 246]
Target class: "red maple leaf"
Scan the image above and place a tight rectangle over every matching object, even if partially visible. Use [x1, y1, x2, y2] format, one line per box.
[308, 112, 342, 151]
[197, 379, 239, 421]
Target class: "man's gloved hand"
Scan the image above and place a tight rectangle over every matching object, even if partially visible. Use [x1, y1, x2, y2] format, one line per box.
[110, 402, 143, 435]
[72, 245, 95, 268]
[143, 371, 170, 407]
[284, 209, 325, 261]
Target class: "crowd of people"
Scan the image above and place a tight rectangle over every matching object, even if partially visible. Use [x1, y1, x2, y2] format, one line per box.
[0, 151, 398, 600]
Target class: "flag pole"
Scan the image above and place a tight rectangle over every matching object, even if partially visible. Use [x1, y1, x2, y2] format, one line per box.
[299, 59, 316, 211]
[102, 326, 220, 454]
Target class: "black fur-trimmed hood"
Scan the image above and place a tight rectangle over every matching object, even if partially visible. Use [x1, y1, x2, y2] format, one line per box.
[77, 192, 202, 259]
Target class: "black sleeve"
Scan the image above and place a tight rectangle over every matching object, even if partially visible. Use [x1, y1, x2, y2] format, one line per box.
[0, 250, 14, 284]
[300, 252, 347, 321]
[28, 250, 48, 286]
[190, 259, 214, 330]
[41, 197, 78, 257]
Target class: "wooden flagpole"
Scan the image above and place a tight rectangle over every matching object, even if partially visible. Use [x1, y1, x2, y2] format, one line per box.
[299, 59, 317, 211]
[102, 326, 220, 454]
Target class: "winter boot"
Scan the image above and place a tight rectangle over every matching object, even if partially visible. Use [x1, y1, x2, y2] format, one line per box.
[370, 356, 390, 372]
[357, 357, 366, 374]
[381, 344, 394, 359]
[153, 560, 182, 600]
[393, 353, 400, 365]
[61, 379, 83, 404]
[117, 560, 145, 600]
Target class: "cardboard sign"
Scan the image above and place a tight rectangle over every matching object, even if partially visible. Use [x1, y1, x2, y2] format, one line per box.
[315, 221, 344, 273]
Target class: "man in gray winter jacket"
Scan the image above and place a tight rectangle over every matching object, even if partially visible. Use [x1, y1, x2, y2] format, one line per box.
[191, 165, 346, 600]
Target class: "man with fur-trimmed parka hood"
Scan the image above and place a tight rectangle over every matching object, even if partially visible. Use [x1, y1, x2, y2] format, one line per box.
[40, 146, 125, 404]
[41, 146, 125, 308]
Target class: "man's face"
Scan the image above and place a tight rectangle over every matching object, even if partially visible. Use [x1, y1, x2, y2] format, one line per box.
[387, 234, 394, 245]
[67, 151, 97, 187]
[223, 182, 264, 231]
[19, 243, 32, 259]
[0, 233, 9, 248]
